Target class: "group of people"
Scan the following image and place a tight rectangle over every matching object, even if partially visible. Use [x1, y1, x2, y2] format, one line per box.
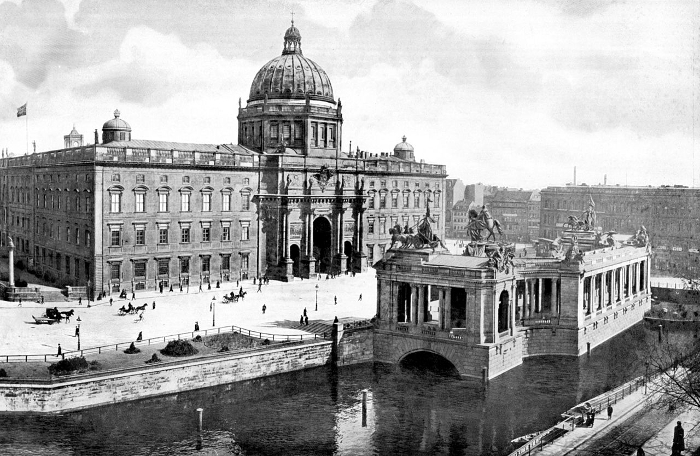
[299, 307, 309, 326]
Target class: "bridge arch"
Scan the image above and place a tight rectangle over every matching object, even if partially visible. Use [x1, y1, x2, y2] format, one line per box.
[398, 349, 459, 375]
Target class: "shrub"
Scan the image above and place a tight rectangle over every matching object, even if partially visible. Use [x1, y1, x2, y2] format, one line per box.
[16, 260, 25, 270]
[193, 335, 203, 343]
[145, 354, 161, 364]
[0, 368, 7, 377]
[48, 356, 90, 376]
[262, 339, 271, 346]
[14, 278, 28, 287]
[89, 361, 100, 371]
[124, 342, 141, 354]
[218, 345, 230, 352]
[160, 339, 198, 357]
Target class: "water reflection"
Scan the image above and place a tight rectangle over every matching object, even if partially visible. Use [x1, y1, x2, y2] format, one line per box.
[0, 322, 680, 455]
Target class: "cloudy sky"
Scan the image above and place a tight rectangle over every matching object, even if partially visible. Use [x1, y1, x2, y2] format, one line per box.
[0, 0, 697, 189]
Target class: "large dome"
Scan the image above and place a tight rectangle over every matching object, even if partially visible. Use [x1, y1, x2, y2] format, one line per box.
[102, 109, 131, 131]
[248, 22, 334, 103]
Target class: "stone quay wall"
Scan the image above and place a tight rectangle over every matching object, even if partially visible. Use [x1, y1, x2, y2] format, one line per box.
[521, 326, 580, 357]
[336, 326, 375, 367]
[0, 341, 334, 414]
[580, 295, 650, 355]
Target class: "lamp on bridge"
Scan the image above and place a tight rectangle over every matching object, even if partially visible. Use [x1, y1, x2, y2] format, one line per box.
[315, 284, 319, 311]
[211, 297, 216, 327]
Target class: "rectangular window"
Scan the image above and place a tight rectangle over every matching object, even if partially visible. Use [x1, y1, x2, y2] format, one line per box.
[159, 229, 168, 244]
[270, 124, 279, 139]
[74, 258, 80, 278]
[181, 227, 190, 243]
[221, 255, 230, 270]
[242, 193, 251, 211]
[319, 123, 325, 146]
[111, 229, 121, 246]
[110, 193, 121, 212]
[110, 263, 120, 280]
[181, 193, 190, 211]
[202, 257, 210, 273]
[135, 193, 145, 212]
[158, 259, 169, 276]
[368, 220, 375, 234]
[65, 256, 70, 275]
[159, 193, 168, 212]
[85, 197, 90, 212]
[202, 227, 210, 242]
[392, 193, 398, 208]
[75, 228, 80, 245]
[403, 193, 410, 208]
[180, 258, 190, 274]
[241, 254, 249, 271]
[202, 193, 211, 212]
[134, 261, 146, 278]
[414, 193, 420, 208]
[328, 126, 335, 146]
[311, 123, 317, 146]
[369, 194, 375, 209]
[86, 230, 91, 246]
[283, 124, 291, 139]
[222, 193, 231, 211]
[222, 226, 231, 241]
[380, 194, 386, 209]
[294, 122, 302, 139]
[135, 228, 145, 245]
[379, 218, 386, 234]
[241, 224, 250, 241]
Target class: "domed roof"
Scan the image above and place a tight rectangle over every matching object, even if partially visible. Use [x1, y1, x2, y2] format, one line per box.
[394, 136, 414, 152]
[68, 124, 80, 136]
[248, 22, 334, 103]
[103, 109, 131, 131]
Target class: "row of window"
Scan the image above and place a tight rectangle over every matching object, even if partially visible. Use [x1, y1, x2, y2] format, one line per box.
[110, 255, 249, 280]
[111, 174, 250, 186]
[35, 222, 91, 245]
[369, 180, 441, 190]
[367, 191, 441, 210]
[109, 191, 251, 213]
[367, 214, 441, 235]
[109, 222, 250, 247]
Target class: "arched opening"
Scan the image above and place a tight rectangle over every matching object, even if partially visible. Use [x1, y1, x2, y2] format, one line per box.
[498, 290, 509, 333]
[400, 351, 459, 377]
[344, 241, 353, 272]
[313, 217, 332, 274]
[290, 244, 301, 277]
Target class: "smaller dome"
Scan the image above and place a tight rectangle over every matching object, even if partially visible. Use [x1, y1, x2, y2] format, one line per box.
[103, 109, 131, 131]
[284, 24, 301, 41]
[394, 135, 414, 152]
[69, 124, 80, 136]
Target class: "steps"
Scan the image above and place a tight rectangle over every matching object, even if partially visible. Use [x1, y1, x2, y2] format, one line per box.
[40, 290, 69, 303]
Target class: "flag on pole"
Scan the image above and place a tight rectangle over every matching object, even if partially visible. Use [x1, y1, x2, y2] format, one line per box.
[17, 103, 27, 117]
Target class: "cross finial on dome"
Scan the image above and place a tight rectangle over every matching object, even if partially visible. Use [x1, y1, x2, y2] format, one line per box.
[114, 109, 120, 118]
[402, 135, 407, 142]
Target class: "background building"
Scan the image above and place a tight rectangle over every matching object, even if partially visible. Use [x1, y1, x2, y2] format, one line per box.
[0, 22, 446, 294]
[483, 189, 538, 243]
[540, 185, 700, 277]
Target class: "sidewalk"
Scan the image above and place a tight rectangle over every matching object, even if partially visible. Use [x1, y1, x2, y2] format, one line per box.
[633, 408, 700, 455]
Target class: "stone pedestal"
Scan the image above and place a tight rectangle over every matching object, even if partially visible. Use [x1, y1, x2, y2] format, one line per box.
[336, 253, 348, 273]
[355, 253, 368, 273]
[8, 247, 14, 286]
[282, 258, 294, 282]
[301, 256, 316, 279]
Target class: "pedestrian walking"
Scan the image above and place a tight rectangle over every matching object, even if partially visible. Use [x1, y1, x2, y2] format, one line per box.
[152, 301, 156, 310]
[75, 325, 80, 337]
[159, 283, 163, 293]
[78, 297, 82, 305]
[636, 446, 645, 456]
[237, 279, 240, 287]
[17, 298, 21, 307]
[257, 282, 262, 293]
[131, 291, 136, 301]
[303, 307, 307, 317]
[41, 294, 45, 304]
[253, 277, 256, 285]
[358, 294, 362, 301]
[199, 283, 202, 293]
[194, 321, 200, 331]
[109, 297, 113, 306]
[334, 296, 337, 305]
[56, 344, 62, 358]
[607, 404, 613, 420]
[333, 316, 339, 323]
[305, 315, 309, 326]
[672, 421, 685, 455]
[300, 315, 304, 325]
[139, 311, 144, 322]
[262, 304, 267, 314]
[136, 331, 143, 341]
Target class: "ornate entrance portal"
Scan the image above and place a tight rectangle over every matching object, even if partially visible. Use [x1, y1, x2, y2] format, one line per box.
[313, 217, 332, 273]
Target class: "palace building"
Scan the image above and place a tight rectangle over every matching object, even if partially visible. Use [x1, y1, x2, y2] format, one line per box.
[0, 22, 446, 296]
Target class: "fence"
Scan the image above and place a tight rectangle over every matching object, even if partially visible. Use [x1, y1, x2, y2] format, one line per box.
[506, 374, 648, 456]
[0, 323, 332, 363]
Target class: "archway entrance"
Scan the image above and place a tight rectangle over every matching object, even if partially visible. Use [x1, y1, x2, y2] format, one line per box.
[344, 241, 353, 272]
[498, 290, 509, 333]
[290, 244, 301, 277]
[313, 217, 332, 274]
[400, 351, 459, 377]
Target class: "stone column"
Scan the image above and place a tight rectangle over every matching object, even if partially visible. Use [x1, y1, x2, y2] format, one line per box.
[510, 282, 516, 334]
[438, 288, 445, 329]
[549, 278, 557, 314]
[636, 262, 641, 295]
[601, 271, 606, 307]
[445, 287, 452, 330]
[284, 211, 291, 259]
[626, 264, 631, 298]
[537, 278, 543, 313]
[418, 285, 425, 325]
[7, 237, 14, 286]
[524, 280, 531, 319]
[410, 285, 418, 324]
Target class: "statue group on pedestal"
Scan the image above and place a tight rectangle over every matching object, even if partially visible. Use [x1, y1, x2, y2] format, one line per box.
[467, 206, 503, 242]
[388, 196, 446, 252]
[566, 195, 597, 231]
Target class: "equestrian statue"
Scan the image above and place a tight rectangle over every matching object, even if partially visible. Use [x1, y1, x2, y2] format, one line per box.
[389, 195, 447, 252]
[467, 206, 503, 242]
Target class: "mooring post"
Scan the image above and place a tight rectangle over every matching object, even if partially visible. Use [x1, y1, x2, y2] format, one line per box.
[587, 342, 591, 357]
[362, 390, 367, 428]
[658, 324, 663, 342]
[196, 408, 203, 432]
[481, 366, 488, 385]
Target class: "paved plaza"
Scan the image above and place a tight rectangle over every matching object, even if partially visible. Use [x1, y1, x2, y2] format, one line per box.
[0, 272, 377, 357]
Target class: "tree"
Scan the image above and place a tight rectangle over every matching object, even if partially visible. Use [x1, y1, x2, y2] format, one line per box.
[645, 329, 700, 411]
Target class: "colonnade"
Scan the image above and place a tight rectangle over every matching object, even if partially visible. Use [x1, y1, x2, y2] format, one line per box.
[583, 260, 647, 315]
[516, 277, 560, 321]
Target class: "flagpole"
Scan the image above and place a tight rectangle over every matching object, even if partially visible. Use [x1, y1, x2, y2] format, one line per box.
[25, 113, 28, 155]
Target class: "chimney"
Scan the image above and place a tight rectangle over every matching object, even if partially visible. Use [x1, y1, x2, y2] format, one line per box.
[94, 129, 99, 145]
[604, 174, 607, 185]
[574, 166, 577, 185]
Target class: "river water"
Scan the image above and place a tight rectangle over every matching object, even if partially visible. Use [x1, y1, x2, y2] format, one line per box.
[0, 323, 687, 456]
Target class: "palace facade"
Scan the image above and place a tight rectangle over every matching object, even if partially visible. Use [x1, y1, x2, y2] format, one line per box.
[0, 23, 446, 295]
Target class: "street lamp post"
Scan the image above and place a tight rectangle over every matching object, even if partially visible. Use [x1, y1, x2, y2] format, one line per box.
[87, 279, 91, 307]
[212, 297, 216, 327]
[77, 330, 81, 351]
[315, 284, 319, 311]
[645, 361, 649, 395]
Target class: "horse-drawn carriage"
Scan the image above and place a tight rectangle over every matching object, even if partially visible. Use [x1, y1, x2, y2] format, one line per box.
[118, 303, 147, 315]
[222, 290, 247, 303]
[32, 308, 74, 324]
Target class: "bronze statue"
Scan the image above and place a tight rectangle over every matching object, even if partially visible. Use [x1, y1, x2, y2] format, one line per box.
[467, 206, 503, 242]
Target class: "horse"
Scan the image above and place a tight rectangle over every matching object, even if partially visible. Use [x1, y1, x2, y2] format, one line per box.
[567, 215, 585, 230]
[60, 309, 74, 321]
[133, 303, 148, 313]
[468, 209, 503, 242]
[118, 305, 129, 315]
[238, 291, 247, 300]
[389, 225, 414, 249]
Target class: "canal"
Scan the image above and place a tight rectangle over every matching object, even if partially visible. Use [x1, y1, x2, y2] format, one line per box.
[0, 322, 690, 455]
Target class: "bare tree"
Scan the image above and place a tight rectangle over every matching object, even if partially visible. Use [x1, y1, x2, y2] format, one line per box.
[645, 330, 700, 411]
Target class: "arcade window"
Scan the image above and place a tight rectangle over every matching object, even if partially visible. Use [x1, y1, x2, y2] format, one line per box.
[135, 228, 145, 245]
[181, 227, 190, 243]
[159, 228, 168, 244]
[180, 258, 190, 274]
[135, 193, 145, 212]
[222, 193, 231, 211]
[181, 193, 191, 212]
[110, 263, 121, 280]
[202, 193, 211, 212]
[158, 259, 169, 276]
[201, 256, 211, 273]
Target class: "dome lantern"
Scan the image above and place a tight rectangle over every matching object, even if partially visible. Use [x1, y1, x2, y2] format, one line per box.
[393, 135, 415, 161]
[283, 19, 302, 55]
[102, 109, 132, 144]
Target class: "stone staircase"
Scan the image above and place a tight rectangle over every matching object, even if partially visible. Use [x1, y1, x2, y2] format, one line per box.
[40, 290, 69, 303]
